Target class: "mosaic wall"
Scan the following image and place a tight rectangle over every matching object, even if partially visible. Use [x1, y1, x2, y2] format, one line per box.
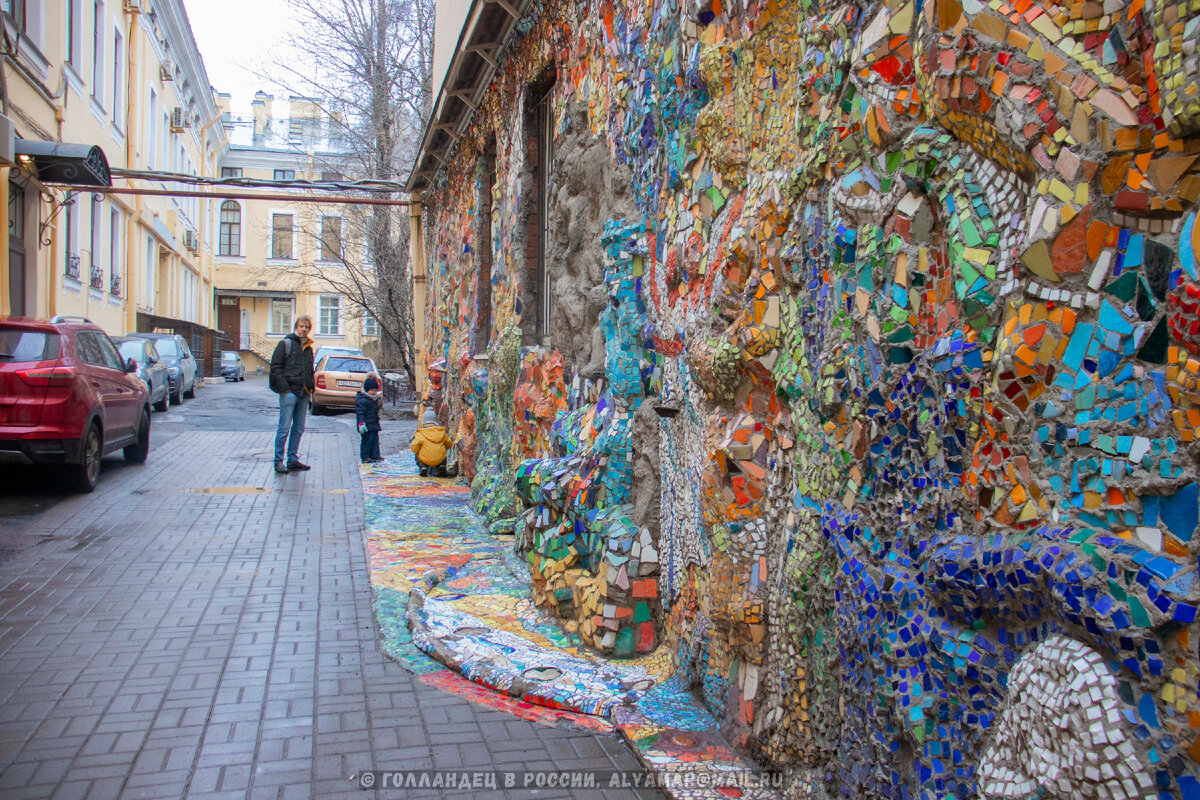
[421, 0, 1200, 796]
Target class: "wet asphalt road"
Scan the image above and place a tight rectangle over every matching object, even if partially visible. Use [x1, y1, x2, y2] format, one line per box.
[0, 375, 415, 565]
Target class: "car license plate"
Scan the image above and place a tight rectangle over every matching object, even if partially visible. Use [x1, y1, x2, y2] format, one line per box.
[337, 380, 359, 387]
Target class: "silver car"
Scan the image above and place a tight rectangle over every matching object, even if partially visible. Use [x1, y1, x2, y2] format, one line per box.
[115, 337, 170, 412]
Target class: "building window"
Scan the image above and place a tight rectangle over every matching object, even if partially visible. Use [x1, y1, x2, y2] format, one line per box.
[270, 214, 294, 260]
[476, 149, 495, 355]
[109, 207, 122, 295]
[66, 0, 81, 66]
[111, 29, 124, 131]
[522, 78, 554, 341]
[91, 1, 104, 105]
[319, 216, 342, 262]
[363, 312, 379, 338]
[273, 169, 295, 181]
[270, 300, 293, 335]
[148, 88, 156, 168]
[144, 236, 154, 305]
[88, 195, 103, 289]
[320, 170, 343, 182]
[318, 295, 340, 335]
[2, 0, 25, 30]
[63, 199, 79, 279]
[218, 200, 241, 256]
[221, 167, 242, 178]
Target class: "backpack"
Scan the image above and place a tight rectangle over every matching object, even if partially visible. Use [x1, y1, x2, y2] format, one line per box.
[270, 338, 296, 394]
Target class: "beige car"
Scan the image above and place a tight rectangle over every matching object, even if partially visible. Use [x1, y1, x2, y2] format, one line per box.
[312, 354, 378, 414]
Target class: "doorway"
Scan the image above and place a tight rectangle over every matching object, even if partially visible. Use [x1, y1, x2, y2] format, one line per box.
[7, 180, 26, 316]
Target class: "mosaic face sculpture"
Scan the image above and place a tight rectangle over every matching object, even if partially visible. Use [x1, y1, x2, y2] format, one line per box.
[420, 0, 1200, 795]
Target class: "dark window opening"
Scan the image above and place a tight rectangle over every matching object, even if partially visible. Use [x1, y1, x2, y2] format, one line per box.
[475, 147, 495, 355]
[521, 75, 554, 343]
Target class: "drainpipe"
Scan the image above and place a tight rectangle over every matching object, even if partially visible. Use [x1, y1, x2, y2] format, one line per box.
[408, 194, 426, 394]
[124, 0, 142, 334]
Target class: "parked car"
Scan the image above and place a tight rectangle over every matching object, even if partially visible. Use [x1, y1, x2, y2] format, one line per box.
[126, 332, 197, 405]
[114, 336, 170, 412]
[312, 354, 379, 414]
[0, 316, 151, 492]
[220, 351, 245, 382]
[312, 345, 364, 368]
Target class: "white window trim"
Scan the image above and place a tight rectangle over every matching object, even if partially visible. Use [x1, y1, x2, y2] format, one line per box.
[363, 312, 379, 337]
[267, 209, 296, 262]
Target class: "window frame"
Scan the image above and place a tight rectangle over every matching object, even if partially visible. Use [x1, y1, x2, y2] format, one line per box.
[318, 215, 343, 263]
[318, 294, 341, 336]
[218, 200, 241, 257]
[66, 0, 81, 68]
[269, 212, 295, 261]
[363, 311, 379, 338]
[269, 299, 293, 335]
[90, 0, 104, 108]
[111, 27, 124, 132]
[109, 206, 121, 295]
[273, 169, 295, 181]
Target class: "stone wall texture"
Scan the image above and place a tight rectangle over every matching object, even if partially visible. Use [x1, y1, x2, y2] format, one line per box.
[420, 0, 1200, 796]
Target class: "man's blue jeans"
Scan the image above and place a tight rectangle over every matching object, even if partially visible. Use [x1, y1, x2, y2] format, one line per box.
[275, 391, 308, 465]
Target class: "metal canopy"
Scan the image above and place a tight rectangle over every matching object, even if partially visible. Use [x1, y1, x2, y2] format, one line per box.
[15, 141, 112, 187]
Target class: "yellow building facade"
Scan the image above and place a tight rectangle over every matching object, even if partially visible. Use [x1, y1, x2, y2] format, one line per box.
[1, 0, 226, 370]
[212, 92, 380, 372]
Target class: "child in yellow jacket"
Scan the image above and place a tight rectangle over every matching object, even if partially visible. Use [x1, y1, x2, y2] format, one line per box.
[410, 408, 451, 477]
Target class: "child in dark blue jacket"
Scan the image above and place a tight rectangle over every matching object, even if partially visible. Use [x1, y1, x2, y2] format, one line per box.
[356, 375, 383, 463]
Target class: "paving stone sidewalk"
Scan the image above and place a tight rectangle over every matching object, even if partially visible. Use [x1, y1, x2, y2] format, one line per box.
[0, 428, 660, 799]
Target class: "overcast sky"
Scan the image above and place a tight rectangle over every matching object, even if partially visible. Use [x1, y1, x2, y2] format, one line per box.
[181, 0, 294, 113]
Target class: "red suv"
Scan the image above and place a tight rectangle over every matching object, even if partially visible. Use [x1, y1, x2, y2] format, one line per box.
[0, 316, 151, 492]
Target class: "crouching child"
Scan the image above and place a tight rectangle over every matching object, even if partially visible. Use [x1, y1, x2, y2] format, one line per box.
[410, 408, 450, 476]
[356, 375, 383, 463]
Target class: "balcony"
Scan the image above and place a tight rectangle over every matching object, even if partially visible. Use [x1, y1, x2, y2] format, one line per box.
[89, 262, 104, 290]
[110, 273, 122, 297]
[65, 253, 81, 280]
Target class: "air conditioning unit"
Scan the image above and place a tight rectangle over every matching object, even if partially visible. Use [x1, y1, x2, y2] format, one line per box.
[170, 107, 187, 131]
[184, 229, 199, 252]
[160, 60, 174, 81]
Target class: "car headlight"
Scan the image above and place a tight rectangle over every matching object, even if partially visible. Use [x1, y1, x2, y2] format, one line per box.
[168, 366, 181, 376]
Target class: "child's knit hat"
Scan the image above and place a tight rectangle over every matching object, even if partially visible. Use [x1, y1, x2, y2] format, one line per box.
[363, 376, 379, 392]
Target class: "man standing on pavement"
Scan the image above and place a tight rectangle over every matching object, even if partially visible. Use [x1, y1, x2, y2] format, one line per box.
[270, 315, 315, 474]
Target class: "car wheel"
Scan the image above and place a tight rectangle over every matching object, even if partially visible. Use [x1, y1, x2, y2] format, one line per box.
[124, 409, 150, 465]
[184, 379, 196, 399]
[170, 382, 183, 405]
[153, 385, 168, 412]
[69, 422, 102, 493]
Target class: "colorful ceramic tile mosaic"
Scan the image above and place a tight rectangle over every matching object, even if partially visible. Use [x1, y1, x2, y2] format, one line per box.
[362, 457, 782, 794]
[419, 0, 1200, 796]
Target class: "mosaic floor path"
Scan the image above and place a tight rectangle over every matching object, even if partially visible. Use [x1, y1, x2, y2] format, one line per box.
[361, 455, 781, 799]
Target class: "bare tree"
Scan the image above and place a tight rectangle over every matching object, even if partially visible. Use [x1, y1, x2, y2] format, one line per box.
[256, 0, 434, 382]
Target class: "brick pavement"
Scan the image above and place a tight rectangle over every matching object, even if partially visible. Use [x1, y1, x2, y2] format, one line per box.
[0, 426, 661, 799]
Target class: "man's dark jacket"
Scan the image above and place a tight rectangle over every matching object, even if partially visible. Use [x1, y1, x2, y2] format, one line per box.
[269, 333, 314, 396]
[355, 391, 381, 432]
